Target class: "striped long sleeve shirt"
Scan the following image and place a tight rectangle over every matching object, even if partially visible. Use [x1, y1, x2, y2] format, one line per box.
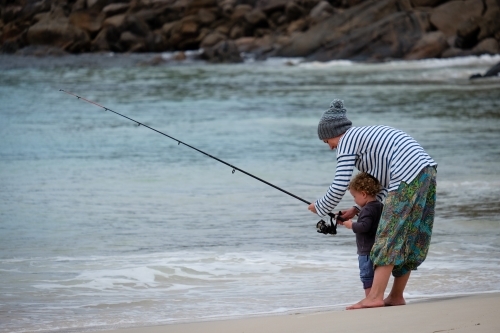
[314, 125, 437, 217]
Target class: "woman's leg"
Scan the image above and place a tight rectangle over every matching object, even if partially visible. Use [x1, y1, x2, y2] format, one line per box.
[384, 271, 411, 306]
[347, 264, 393, 309]
[348, 167, 436, 310]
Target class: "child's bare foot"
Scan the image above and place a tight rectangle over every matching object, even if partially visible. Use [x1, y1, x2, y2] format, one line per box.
[346, 297, 385, 310]
[383, 294, 406, 306]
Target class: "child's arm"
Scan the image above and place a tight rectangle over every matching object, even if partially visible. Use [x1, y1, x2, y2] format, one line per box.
[351, 208, 375, 233]
[343, 219, 353, 229]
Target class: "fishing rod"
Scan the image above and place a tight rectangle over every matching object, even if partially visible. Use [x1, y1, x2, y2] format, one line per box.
[60, 89, 340, 234]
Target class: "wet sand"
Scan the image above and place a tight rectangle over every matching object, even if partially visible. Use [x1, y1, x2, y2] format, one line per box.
[98, 292, 500, 333]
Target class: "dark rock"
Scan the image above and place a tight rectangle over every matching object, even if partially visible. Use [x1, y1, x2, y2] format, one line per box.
[231, 4, 254, 20]
[87, 0, 137, 12]
[455, 17, 481, 49]
[69, 10, 105, 33]
[145, 32, 168, 52]
[256, 0, 289, 13]
[276, 0, 426, 58]
[26, 8, 90, 52]
[201, 39, 243, 62]
[2, 20, 30, 41]
[15, 44, 69, 56]
[138, 55, 167, 66]
[469, 61, 500, 79]
[200, 31, 227, 48]
[103, 14, 126, 29]
[198, 8, 218, 24]
[214, 22, 231, 35]
[91, 27, 111, 51]
[72, 0, 86, 12]
[268, 10, 286, 26]
[309, 11, 430, 61]
[2, 5, 23, 24]
[234, 36, 258, 52]
[218, 0, 237, 16]
[229, 24, 244, 39]
[469, 73, 483, 79]
[246, 34, 275, 59]
[15, 0, 51, 22]
[410, 0, 447, 7]
[123, 15, 151, 38]
[197, 27, 211, 41]
[244, 9, 268, 27]
[0, 38, 20, 54]
[405, 31, 448, 60]
[309, 1, 335, 24]
[102, 3, 130, 17]
[161, 20, 182, 37]
[287, 18, 308, 34]
[135, 9, 168, 30]
[254, 27, 272, 37]
[430, 0, 484, 37]
[441, 46, 472, 58]
[178, 37, 200, 50]
[120, 31, 145, 51]
[340, 0, 369, 7]
[285, 1, 305, 22]
[472, 38, 500, 55]
[484, 61, 500, 77]
[188, 0, 218, 13]
[179, 16, 200, 35]
[477, 8, 500, 41]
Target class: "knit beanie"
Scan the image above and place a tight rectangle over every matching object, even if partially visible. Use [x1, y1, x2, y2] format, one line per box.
[317, 99, 352, 140]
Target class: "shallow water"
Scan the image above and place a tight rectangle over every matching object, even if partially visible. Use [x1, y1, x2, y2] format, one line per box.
[1, 53, 500, 332]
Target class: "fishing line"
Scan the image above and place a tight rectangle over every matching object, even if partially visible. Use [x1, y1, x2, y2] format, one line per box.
[60, 89, 338, 233]
[59, 89, 343, 235]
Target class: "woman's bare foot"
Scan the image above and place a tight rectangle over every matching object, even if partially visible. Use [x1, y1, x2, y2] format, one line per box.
[383, 294, 406, 306]
[346, 297, 385, 310]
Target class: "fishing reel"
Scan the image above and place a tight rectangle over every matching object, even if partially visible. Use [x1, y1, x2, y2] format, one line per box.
[316, 211, 345, 235]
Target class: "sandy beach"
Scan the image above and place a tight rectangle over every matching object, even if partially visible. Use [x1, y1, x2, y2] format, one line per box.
[99, 292, 500, 333]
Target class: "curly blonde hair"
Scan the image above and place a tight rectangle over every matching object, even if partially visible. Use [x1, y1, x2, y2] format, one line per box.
[348, 172, 381, 196]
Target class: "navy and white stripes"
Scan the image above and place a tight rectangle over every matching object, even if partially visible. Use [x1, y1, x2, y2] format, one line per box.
[314, 125, 437, 217]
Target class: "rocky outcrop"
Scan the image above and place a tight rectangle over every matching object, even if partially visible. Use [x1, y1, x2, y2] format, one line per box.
[1, 0, 499, 62]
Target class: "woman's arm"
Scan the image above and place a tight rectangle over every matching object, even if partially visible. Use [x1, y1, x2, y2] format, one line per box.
[314, 155, 356, 216]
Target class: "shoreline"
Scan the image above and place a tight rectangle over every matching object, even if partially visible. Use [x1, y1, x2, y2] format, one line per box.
[0, 52, 499, 70]
[94, 292, 500, 333]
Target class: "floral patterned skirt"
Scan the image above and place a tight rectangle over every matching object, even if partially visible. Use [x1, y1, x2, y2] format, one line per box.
[370, 166, 437, 277]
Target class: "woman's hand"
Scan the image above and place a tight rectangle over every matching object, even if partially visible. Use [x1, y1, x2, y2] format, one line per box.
[340, 206, 358, 220]
[308, 203, 317, 214]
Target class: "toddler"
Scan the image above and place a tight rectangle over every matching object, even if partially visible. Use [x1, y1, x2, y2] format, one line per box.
[342, 172, 383, 296]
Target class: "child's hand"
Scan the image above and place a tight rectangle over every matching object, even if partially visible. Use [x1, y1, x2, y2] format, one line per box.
[343, 219, 353, 229]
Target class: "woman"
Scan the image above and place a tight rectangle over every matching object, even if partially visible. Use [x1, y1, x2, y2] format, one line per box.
[308, 99, 437, 310]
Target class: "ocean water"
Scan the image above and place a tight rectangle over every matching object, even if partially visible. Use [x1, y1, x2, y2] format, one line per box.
[1, 53, 500, 333]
